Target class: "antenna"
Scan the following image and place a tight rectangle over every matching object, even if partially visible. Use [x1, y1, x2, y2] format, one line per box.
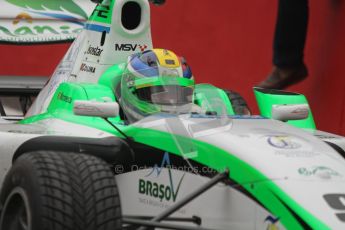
[103, 118, 134, 143]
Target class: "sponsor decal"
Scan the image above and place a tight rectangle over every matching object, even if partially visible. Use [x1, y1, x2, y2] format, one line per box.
[258, 131, 316, 157]
[86, 45, 103, 56]
[8, 129, 44, 134]
[138, 152, 185, 202]
[291, 106, 309, 116]
[138, 197, 186, 214]
[1, 0, 91, 42]
[13, 12, 32, 25]
[0, 24, 82, 37]
[139, 44, 148, 52]
[324, 194, 345, 222]
[74, 103, 103, 114]
[274, 150, 319, 158]
[267, 135, 301, 149]
[314, 134, 339, 139]
[298, 166, 341, 177]
[265, 216, 280, 230]
[115, 43, 148, 52]
[165, 59, 176, 65]
[80, 63, 96, 73]
[6, 0, 88, 19]
[57, 92, 72, 104]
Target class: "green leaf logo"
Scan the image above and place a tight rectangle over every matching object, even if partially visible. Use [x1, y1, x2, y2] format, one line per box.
[6, 0, 88, 19]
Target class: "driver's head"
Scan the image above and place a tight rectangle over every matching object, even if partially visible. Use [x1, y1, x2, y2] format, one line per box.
[121, 49, 195, 121]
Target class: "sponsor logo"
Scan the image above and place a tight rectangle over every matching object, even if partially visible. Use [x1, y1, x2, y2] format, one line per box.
[138, 152, 185, 202]
[1, 1, 88, 42]
[57, 92, 72, 104]
[80, 63, 96, 73]
[324, 194, 345, 223]
[314, 134, 338, 139]
[165, 59, 176, 65]
[7, 0, 88, 19]
[298, 166, 341, 177]
[115, 43, 148, 52]
[139, 44, 148, 52]
[86, 45, 103, 56]
[267, 135, 301, 149]
[291, 107, 309, 116]
[138, 179, 182, 202]
[0, 24, 82, 37]
[265, 216, 280, 230]
[13, 12, 32, 25]
[274, 150, 319, 158]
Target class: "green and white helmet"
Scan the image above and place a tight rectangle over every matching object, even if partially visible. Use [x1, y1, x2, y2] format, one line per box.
[120, 49, 195, 123]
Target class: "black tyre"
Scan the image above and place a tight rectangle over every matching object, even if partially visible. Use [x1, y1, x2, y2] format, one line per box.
[0, 151, 122, 230]
[223, 89, 251, 115]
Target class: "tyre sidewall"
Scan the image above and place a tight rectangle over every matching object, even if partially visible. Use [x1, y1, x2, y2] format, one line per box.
[0, 154, 44, 230]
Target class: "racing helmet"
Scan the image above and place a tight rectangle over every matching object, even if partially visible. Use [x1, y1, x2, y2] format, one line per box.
[120, 49, 195, 122]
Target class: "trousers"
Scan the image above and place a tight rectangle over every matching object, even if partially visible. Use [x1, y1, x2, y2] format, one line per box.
[273, 0, 309, 68]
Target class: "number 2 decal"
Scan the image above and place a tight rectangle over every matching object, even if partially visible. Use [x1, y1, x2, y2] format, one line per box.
[323, 194, 345, 222]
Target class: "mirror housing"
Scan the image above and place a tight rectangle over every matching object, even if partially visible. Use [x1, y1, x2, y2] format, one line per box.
[272, 104, 309, 121]
[254, 87, 316, 129]
[73, 101, 119, 118]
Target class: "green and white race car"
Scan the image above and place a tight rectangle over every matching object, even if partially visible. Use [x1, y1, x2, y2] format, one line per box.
[1, 0, 345, 230]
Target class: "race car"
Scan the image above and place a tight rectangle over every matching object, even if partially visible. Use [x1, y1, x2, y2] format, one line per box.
[1, 0, 345, 230]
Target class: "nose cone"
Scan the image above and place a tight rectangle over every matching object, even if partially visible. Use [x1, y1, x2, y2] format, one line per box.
[195, 118, 345, 229]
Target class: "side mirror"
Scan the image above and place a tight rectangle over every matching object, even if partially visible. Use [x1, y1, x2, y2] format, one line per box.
[73, 100, 119, 118]
[271, 104, 309, 121]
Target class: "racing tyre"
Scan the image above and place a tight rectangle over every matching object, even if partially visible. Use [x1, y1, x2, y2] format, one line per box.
[0, 151, 122, 230]
[223, 89, 251, 115]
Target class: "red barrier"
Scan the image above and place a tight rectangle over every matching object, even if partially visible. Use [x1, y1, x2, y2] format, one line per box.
[0, 0, 344, 135]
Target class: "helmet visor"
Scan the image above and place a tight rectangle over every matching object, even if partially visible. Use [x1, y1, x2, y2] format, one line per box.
[121, 71, 195, 123]
[136, 85, 194, 106]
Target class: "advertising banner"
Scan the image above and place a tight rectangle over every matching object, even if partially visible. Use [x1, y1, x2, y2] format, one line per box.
[0, 0, 95, 44]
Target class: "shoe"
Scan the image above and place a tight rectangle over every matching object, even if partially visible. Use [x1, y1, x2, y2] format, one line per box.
[257, 64, 308, 90]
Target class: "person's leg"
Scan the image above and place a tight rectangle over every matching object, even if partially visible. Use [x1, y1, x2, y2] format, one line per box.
[257, 0, 309, 89]
[274, 0, 309, 68]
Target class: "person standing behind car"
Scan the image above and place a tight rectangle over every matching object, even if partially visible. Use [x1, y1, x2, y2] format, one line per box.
[257, 0, 309, 89]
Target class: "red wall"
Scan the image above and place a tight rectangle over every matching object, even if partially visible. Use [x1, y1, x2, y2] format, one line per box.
[1, 0, 345, 135]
